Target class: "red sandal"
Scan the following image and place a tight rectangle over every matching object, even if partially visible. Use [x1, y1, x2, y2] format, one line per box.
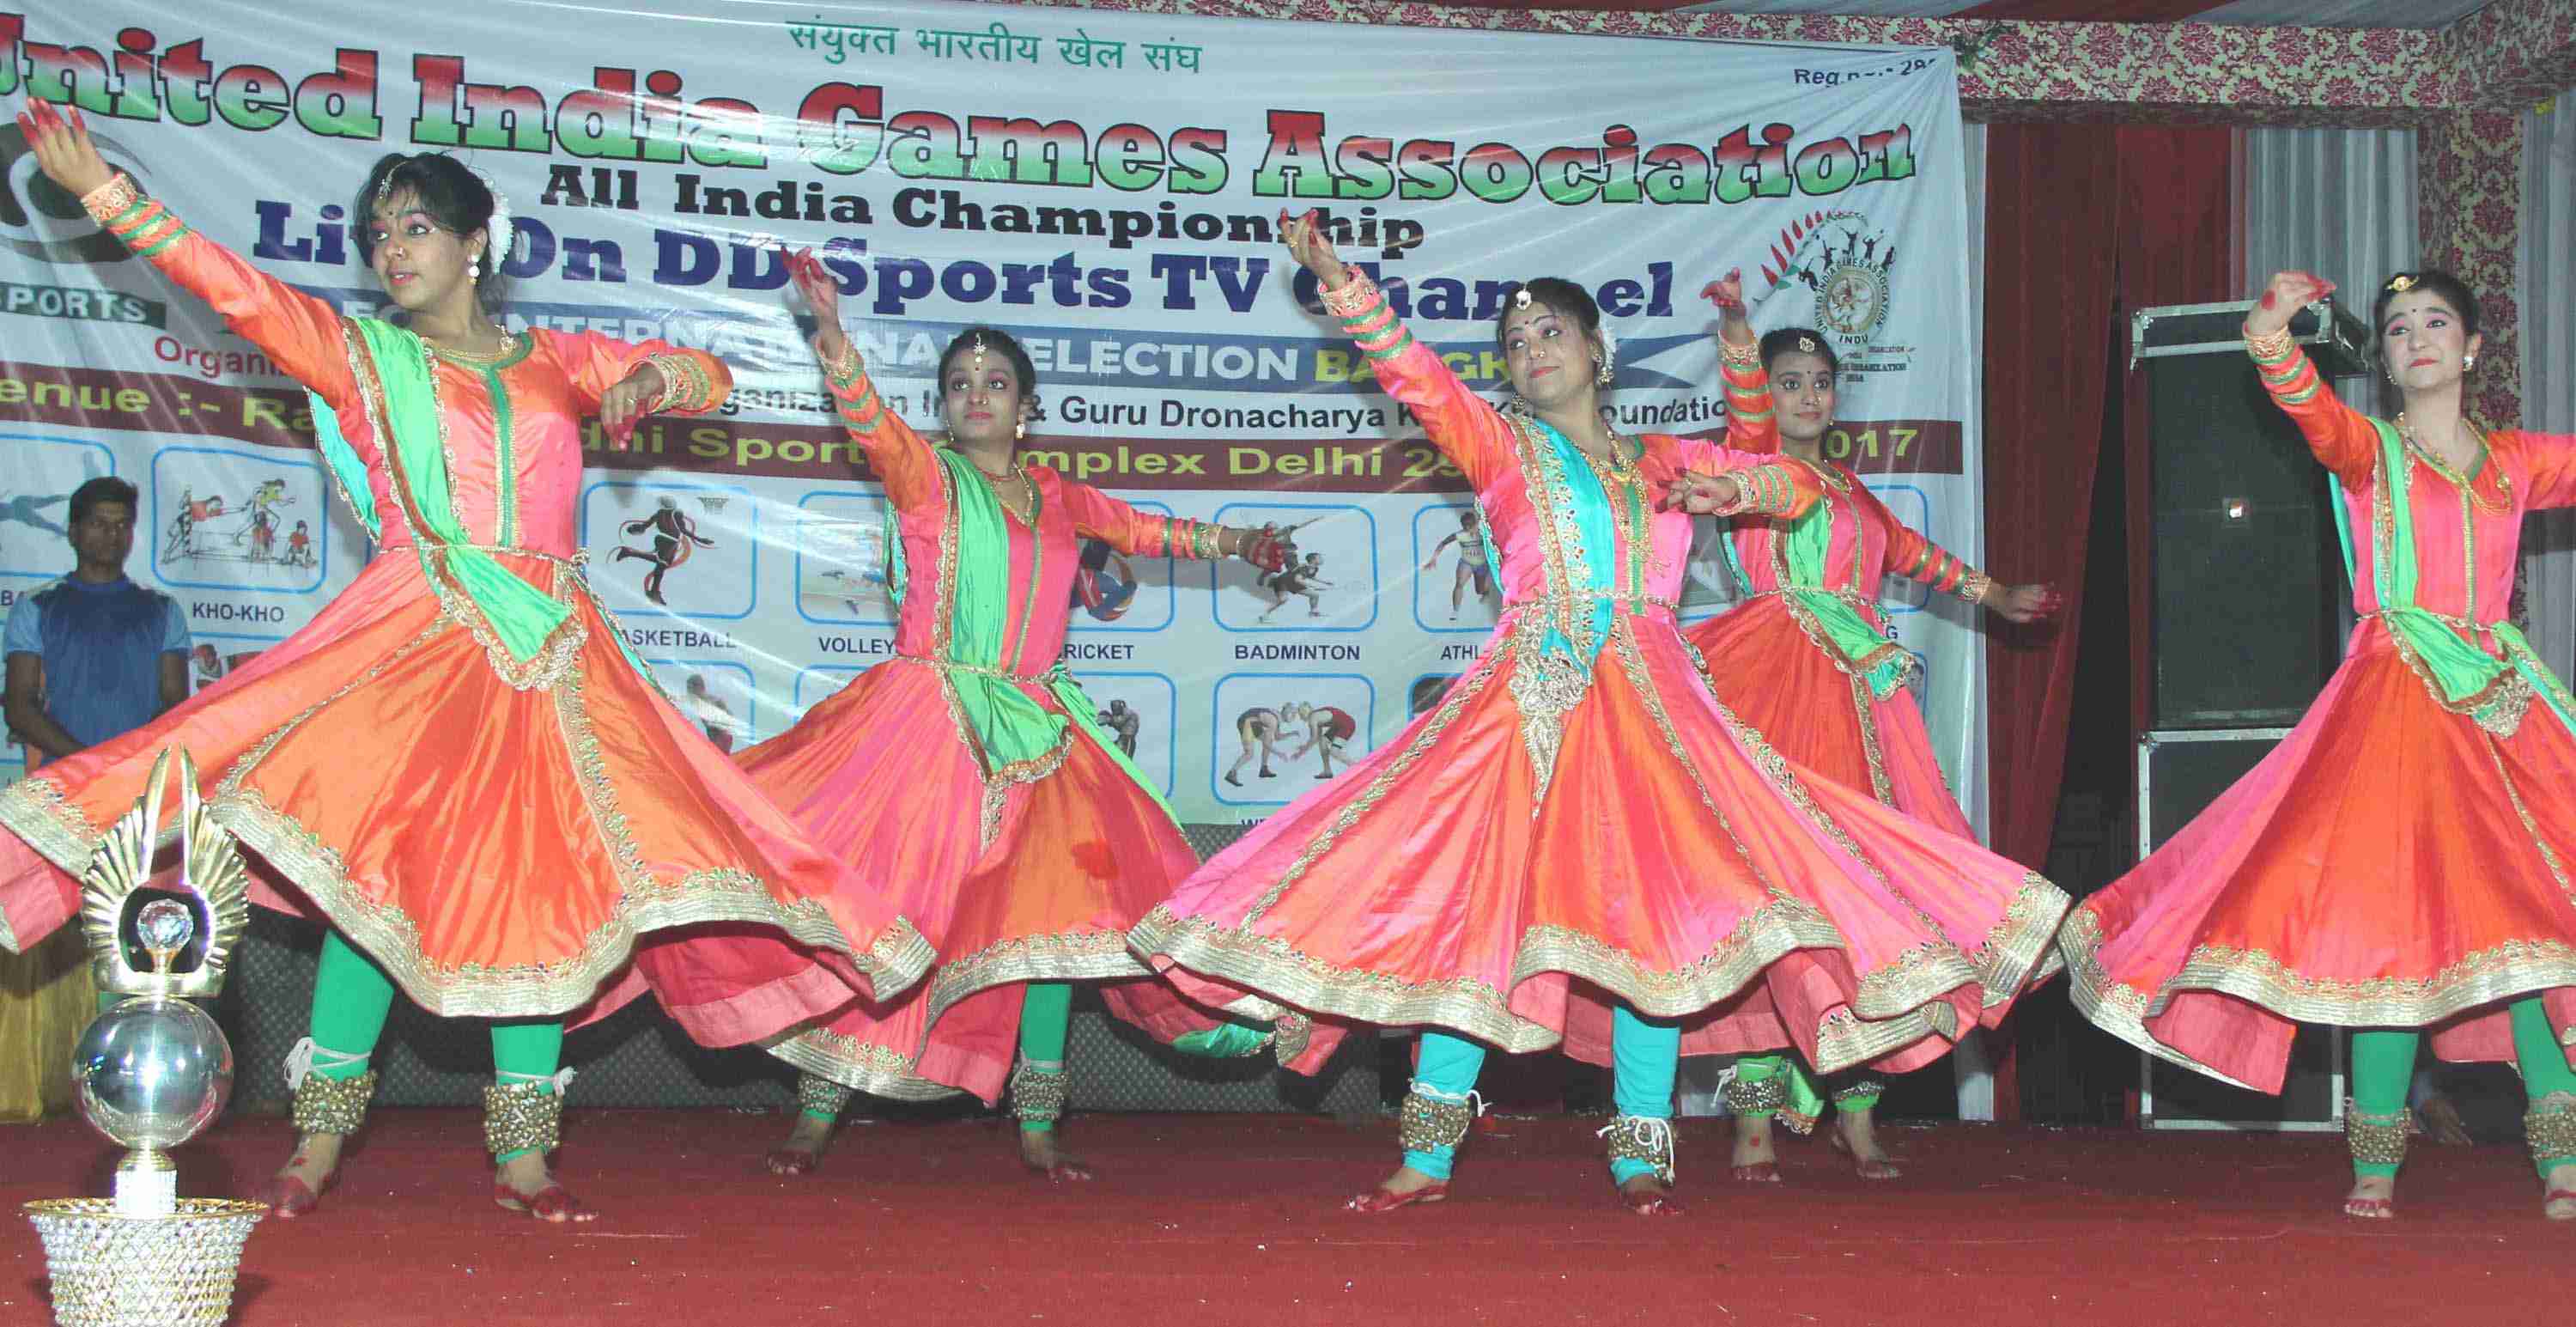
[1347, 1181, 1449, 1214]
[495, 1179, 597, 1223]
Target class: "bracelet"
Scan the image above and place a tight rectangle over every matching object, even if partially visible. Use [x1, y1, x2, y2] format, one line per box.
[2242, 325, 2295, 363]
[80, 173, 143, 223]
[1718, 337, 1762, 369]
[1318, 273, 1377, 318]
[1956, 569, 1993, 606]
[820, 338, 866, 389]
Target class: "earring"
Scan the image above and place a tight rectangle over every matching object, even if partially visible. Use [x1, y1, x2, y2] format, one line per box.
[2464, 352, 2477, 372]
[1595, 356, 1613, 387]
[1015, 420, 1025, 441]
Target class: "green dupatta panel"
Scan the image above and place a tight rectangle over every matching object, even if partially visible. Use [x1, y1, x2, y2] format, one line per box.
[1717, 469, 1911, 699]
[1525, 419, 1624, 666]
[306, 319, 574, 662]
[2331, 417, 2576, 735]
[884, 449, 1176, 817]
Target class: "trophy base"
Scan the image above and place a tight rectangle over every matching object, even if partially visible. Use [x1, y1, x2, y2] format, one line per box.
[23, 1198, 266, 1327]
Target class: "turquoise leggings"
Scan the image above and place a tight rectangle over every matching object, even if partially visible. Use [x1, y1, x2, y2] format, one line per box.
[1403, 1006, 1680, 1184]
[2349, 996, 2576, 1178]
[303, 931, 563, 1160]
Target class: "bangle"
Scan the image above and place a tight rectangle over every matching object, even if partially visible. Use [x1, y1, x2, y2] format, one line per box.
[1956, 570, 1992, 606]
[2242, 325, 2295, 363]
[1200, 523, 1226, 561]
[1319, 273, 1377, 318]
[1718, 338, 1762, 369]
[80, 173, 143, 223]
[820, 338, 865, 390]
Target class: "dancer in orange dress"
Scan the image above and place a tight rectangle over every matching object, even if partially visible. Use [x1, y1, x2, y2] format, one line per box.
[747, 253, 1292, 1180]
[1135, 214, 2069, 1214]
[0, 101, 929, 1222]
[2061, 269, 2576, 1220]
[1688, 325, 2057, 1181]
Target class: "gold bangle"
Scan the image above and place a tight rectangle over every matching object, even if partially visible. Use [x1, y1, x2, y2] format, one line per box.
[1719, 338, 1762, 369]
[80, 173, 143, 224]
[820, 338, 865, 388]
[1318, 273, 1377, 318]
[1956, 569, 1993, 606]
[2242, 326, 2295, 362]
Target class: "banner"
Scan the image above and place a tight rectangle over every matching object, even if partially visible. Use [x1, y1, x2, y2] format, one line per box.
[0, 0, 1984, 831]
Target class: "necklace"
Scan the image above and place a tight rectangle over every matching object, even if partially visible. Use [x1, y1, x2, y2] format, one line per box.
[424, 325, 523, 364]
[2396, 411, 2512, 514]
[974, 459, 1036, 526]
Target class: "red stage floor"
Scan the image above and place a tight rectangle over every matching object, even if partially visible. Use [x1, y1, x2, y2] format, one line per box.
[3, 1111, 2564, 1325]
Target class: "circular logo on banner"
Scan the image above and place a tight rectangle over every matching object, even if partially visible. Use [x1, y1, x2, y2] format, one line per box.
[1817, 261, 1890, 339]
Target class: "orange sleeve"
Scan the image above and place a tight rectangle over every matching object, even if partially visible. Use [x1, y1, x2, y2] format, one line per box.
[82, 175, 357, 411]
[1856, 482, 1982, 593]
[547, 332, 731, 417]
[1319, 274, 1510, 490]
[821, 351, 942, 510]
[2508, 430, 2576, 512]
[1059, 483, 1228, 561]
[2251, 340, 2379, 487]
[1672, 438, 1824, 520]
[1717, 350, 1777, 455]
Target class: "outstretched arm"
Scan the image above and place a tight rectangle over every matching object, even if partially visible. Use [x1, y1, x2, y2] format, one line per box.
[1056, 482, 1289, 570]
[19, 100, 360, 418]
[1855, 484, 2060, 622]
[553, 332, 732, 449]
[2243, 270, 2377, 486]
[1662, 440, 1826, 520]
[1284, 210, 1510, 490]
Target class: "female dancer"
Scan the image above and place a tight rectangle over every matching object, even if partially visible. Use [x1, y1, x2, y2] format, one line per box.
[0, 102, 928, 1221]
[750, 253, 1290, 1179]
[2063, 269, 2576, 1220]
[1690, 326, 2057, 1181]
[1135, 214, 2069, 1214]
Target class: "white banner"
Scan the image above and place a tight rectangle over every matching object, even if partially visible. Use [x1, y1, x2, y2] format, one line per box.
[0, 0, 1984, 831]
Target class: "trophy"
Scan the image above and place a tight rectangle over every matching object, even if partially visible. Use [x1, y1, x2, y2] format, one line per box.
[23, 748, 266, 1327]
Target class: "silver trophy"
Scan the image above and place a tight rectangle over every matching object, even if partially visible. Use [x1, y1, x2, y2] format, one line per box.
[24, 748, 265, 1326]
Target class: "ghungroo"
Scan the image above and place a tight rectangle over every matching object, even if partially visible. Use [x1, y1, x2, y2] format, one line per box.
[483, 1079, 564, 1157]
[1397, 1086, 1476, 1154]
[1271, 1011, 1313, 1066]
[1834, 1080, 1885, 1105]
[2345, 1099, 2410, 1169]
[1722, 1069, 1787, 1117]
[2525, 1091, 2576, 1166]
[1012, 1059, 1069, 1124]
[1599, 1114, 1676, 1184]
[799, 1074, 854, 1120]
[289, 1069, 377, 1138]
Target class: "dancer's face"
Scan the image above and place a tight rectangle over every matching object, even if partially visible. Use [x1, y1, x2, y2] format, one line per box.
[365, 189, 483, 316]
[939, 348, 1032, 450]
[1767, 350, 1838, 446]
[1499, 299, 1600, 411]
[2379, 291, 2481, 396]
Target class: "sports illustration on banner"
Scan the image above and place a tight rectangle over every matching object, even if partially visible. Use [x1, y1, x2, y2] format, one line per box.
[0, 0, 1984, 831]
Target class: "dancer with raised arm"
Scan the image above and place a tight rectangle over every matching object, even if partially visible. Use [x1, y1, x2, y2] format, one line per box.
[0, 101, 930, 1223]
[2063, 269, 2576, 1221]
[747, 253, 1293, 1181]
[1689, 324, 2059, 1182]
[1134, 214, 2069, 1215]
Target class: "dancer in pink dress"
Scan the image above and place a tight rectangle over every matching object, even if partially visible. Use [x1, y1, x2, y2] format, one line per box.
[2062, 269, 2576, 1220]
[1134, 214, 2069, 1214]
[746, 253, 1292, 1180]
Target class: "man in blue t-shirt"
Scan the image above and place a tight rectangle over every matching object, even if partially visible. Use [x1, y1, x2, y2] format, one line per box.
[4, 477, 190, 765]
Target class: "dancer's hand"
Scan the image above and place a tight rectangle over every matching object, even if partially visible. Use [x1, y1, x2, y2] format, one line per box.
[1232, 527, 1290, 572]
[1985, 582, 2063, 624]
[14, 98, 115, 199]
[1660, 470, 1740, 514]
[1280, 209, 1352, 290]
[1701, 265, 1756, 337]
[787, 249, 853, 367]
[598, 362, 664, 449]
[2248, 270, 2333, 337]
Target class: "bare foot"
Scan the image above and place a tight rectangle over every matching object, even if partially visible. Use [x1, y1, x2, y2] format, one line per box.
[264, 1132, 343, 1216]
[2343, 1172, 2396, 1220]
[1347, 1163, 1446, 1212]
[1616, 1172, 1683, 1214]
[766, 1112, 834, 1176]
[495, 1151, 598, 1223]
[2543, 1162, 2576, 1221]
[1019, 1130, 1096, 1182]
[1730, 1113, 1780, 1183]
[1831, 1108, 1903, 1180]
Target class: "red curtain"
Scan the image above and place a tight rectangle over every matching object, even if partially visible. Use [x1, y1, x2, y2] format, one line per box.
[1982, 124, 2239, 871]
